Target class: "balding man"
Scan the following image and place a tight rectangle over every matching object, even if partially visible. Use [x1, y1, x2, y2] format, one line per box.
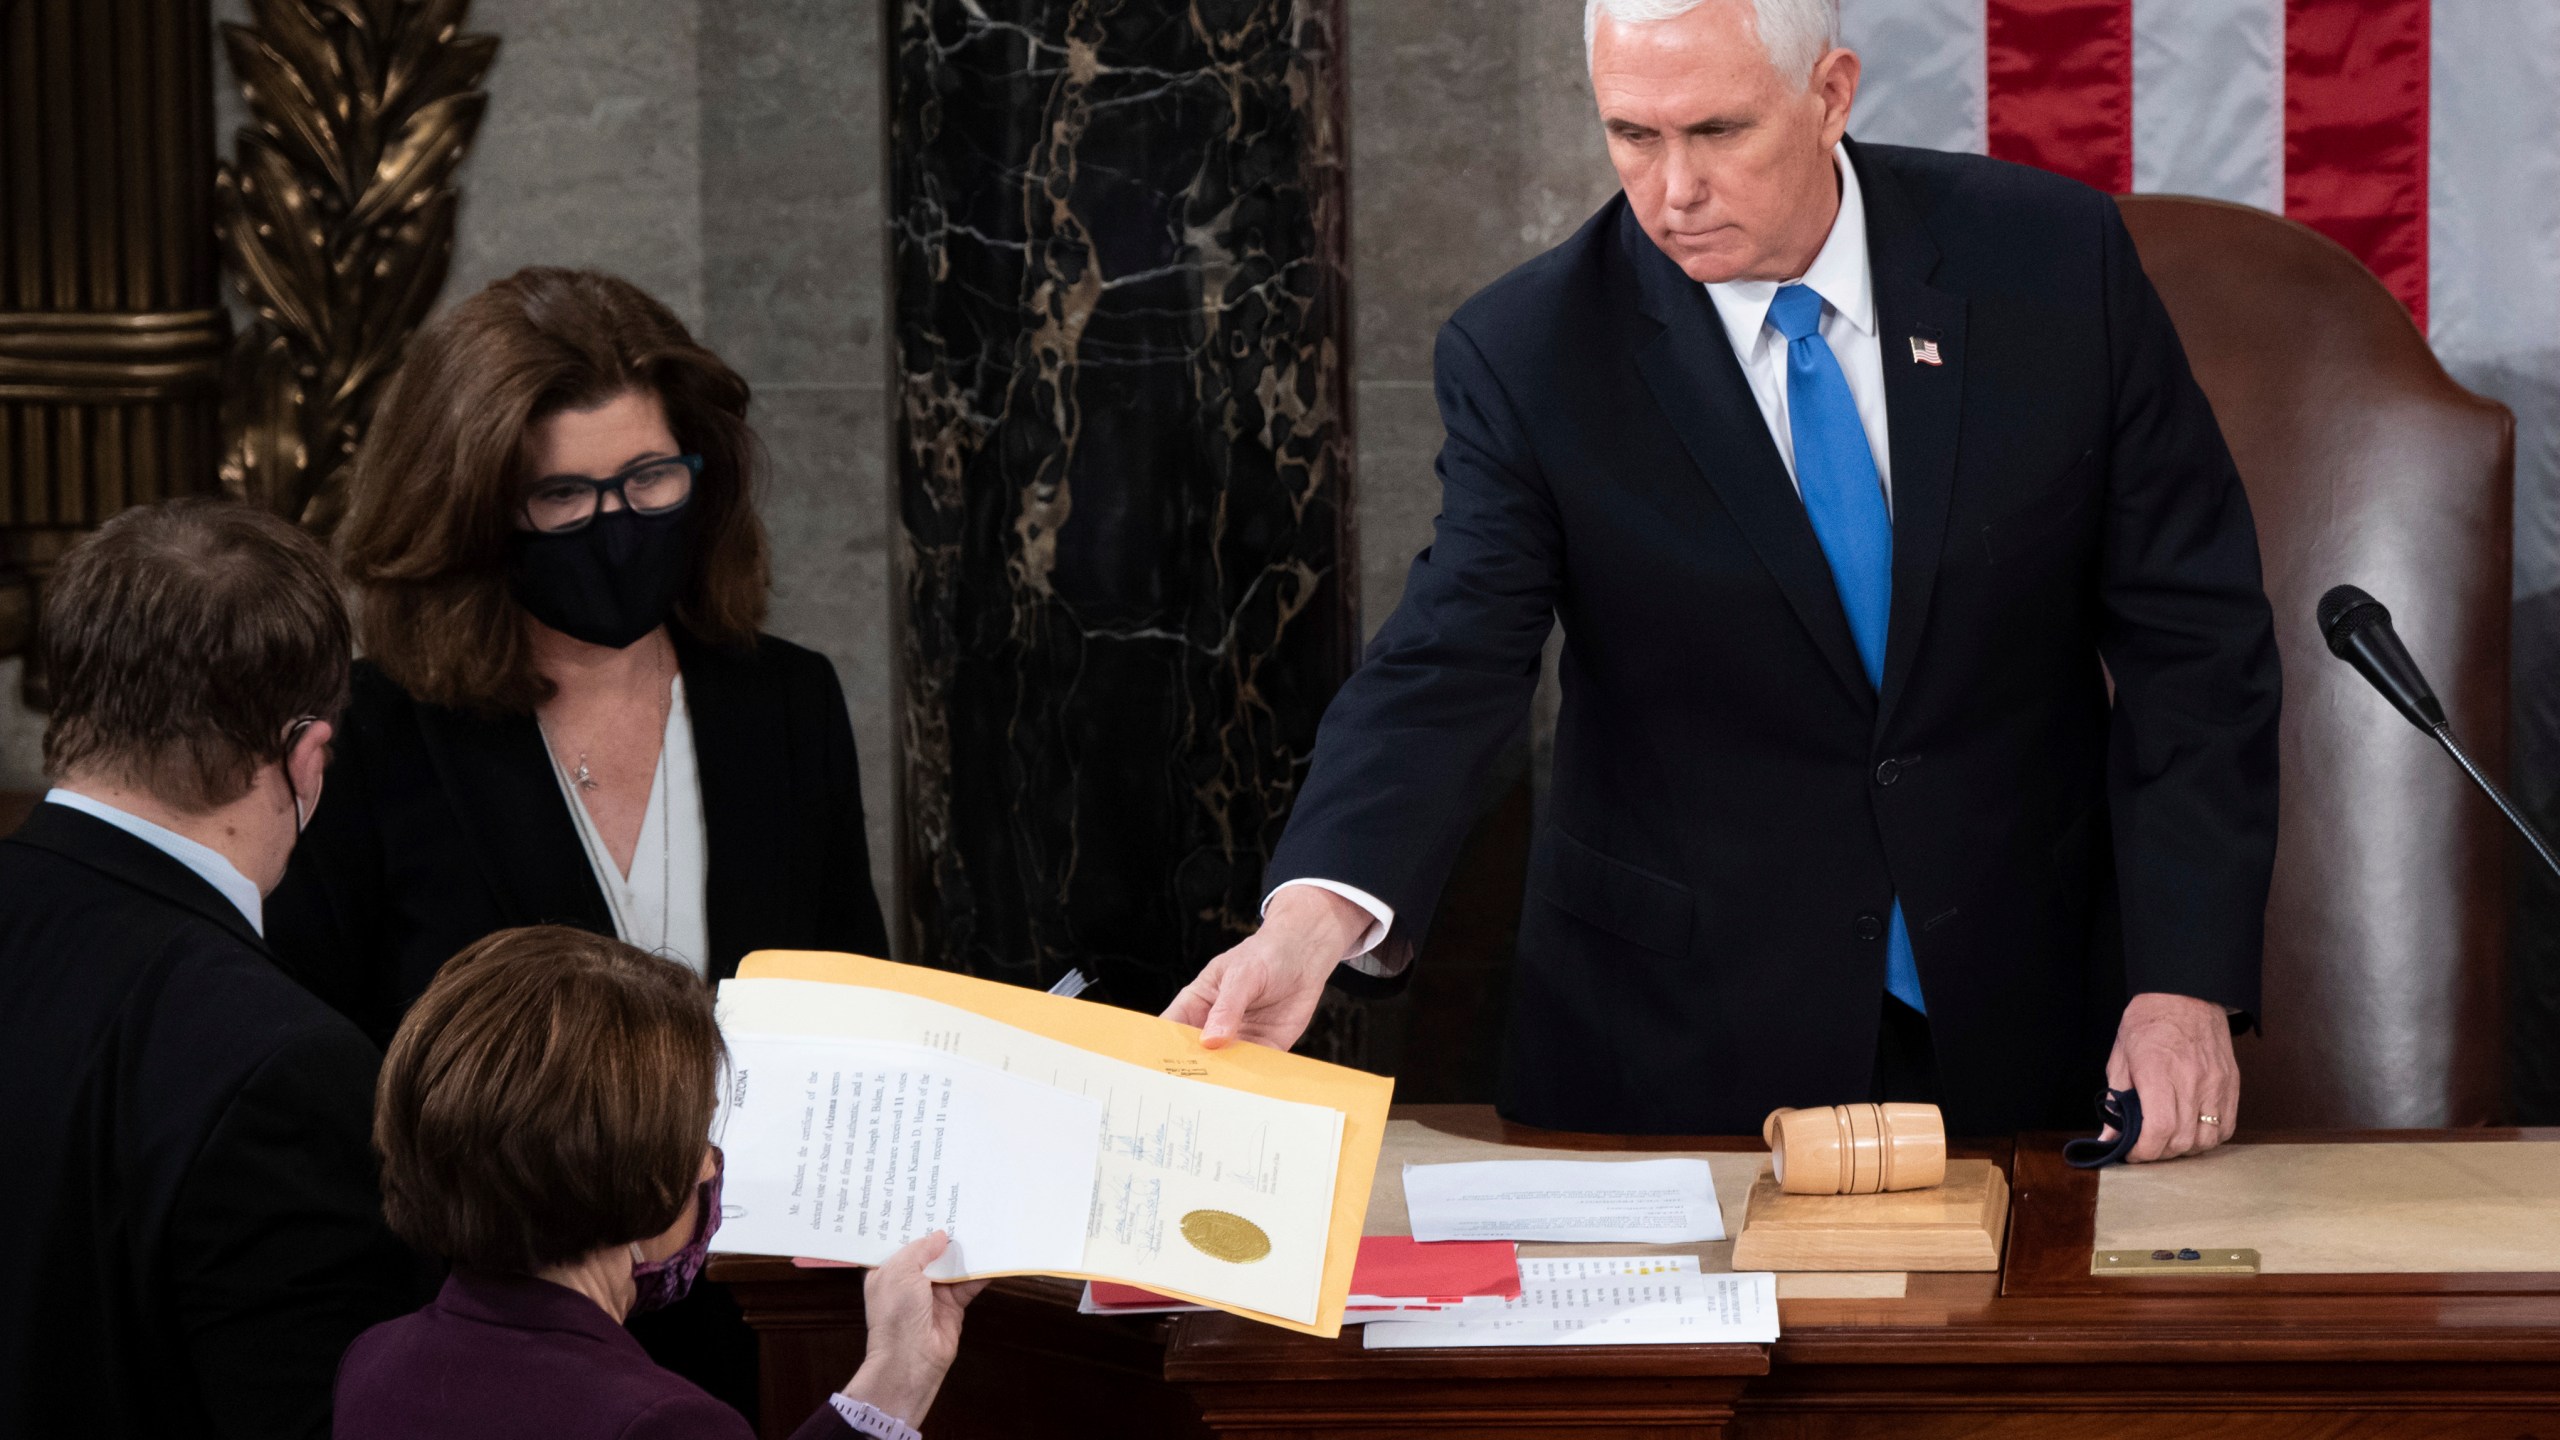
[1168, 0, 2279, 1156]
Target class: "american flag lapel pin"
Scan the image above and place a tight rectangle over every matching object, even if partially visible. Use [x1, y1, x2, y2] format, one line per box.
[1908, 335, 1943, 366]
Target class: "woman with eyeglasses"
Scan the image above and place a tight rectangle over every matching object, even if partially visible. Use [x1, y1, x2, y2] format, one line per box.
[266, 266, 891, 1413]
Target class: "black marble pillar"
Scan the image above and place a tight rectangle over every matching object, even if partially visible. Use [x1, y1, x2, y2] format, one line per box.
[889, 1, 1357, 1018]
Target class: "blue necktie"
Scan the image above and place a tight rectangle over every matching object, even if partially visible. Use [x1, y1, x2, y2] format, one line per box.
[1766, 284, 1925, 1015]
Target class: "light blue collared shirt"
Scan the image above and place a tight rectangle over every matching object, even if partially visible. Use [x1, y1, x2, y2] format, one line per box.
[43, 788, 265, 935]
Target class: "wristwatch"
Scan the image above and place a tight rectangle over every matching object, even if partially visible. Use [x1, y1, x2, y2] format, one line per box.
[828, 1394, 923, 1440]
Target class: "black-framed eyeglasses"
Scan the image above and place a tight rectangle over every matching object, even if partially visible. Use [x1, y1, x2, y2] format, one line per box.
[518, 454, 702, 534]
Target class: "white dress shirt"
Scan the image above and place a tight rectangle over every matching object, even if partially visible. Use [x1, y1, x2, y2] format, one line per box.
[1272, 144, 1892, 975]
[43, 787, 266, 934]
[1702, 143, 1893, 500]
[543, 674, 712, 977]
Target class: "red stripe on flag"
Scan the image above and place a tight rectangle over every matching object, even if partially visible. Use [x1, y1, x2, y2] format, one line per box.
[2284, 0, 2430, 327]
[1985, 0, 2134, 194]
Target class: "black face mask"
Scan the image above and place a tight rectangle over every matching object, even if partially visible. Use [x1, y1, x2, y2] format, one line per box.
[506, 504, 696, 650]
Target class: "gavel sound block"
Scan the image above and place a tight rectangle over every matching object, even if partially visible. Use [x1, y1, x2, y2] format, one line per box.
[1730, 1104, 2008, 1272]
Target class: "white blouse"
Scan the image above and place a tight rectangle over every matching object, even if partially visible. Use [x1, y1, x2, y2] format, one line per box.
[543, 674, 711, 977]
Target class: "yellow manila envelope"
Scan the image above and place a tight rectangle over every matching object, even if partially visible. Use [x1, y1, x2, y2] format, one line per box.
[718, 950, 1393, 1337]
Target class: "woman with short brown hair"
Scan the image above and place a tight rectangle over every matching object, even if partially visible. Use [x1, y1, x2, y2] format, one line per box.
[267, 267, 892, 1408]
[338, 926, 975, 1440]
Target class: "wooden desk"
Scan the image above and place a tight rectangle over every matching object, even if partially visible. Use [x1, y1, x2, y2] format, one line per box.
[713, 1107, 2560, 1439]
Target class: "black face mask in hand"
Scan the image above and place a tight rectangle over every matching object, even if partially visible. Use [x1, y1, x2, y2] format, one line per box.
[506, 504, 696, 650]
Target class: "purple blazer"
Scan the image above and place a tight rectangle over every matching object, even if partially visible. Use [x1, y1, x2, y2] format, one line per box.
[335, 1270, 849, 1440]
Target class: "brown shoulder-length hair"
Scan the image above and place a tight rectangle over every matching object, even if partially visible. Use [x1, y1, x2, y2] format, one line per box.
[340, 267, 768, 713]
[374, 925, 724, 1273]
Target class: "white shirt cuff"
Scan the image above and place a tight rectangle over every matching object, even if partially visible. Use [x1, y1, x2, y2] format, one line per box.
[829, 1393, 922, 1440]
[1264, 878, 1401, 975]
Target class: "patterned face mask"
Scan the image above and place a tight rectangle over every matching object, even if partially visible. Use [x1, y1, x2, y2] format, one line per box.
[629, 1146, 724, 1315]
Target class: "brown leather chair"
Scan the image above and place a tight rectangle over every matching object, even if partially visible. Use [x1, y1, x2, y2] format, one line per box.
[2118, 195, 2515, 1127]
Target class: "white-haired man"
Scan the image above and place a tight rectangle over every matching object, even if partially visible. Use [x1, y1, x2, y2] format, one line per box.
[1167, 0, 2279, 1158]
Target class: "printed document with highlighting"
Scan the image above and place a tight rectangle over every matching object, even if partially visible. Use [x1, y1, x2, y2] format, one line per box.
[1403, 1158, 1727, 1243]
[1361, 1255, 1779, 1348]
[711, 977, 1346, 1326]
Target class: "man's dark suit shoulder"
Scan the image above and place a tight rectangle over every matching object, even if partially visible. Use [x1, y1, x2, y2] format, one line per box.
[1, 825, 359, 1057]
[0, 826, 379, 1197]
[1, 811, 407, 1439]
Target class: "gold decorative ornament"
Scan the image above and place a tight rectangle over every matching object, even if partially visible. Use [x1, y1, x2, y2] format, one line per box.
[1, 0, 230, 675]
[214, 0, 496, 534]
[1179, 1208, 1273, 1264]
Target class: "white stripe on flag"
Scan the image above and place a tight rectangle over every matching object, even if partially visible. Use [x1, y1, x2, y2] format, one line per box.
[2429, 0, 2560, 604]
[1842, 0, 1987, 155]
[2131, 0, 2283, 211]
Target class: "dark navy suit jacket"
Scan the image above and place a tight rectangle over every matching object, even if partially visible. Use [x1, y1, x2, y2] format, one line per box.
[1270, 139, 2281, 1135]
[335, 1271, 852, 1440]
[0, 804, 413, 1439]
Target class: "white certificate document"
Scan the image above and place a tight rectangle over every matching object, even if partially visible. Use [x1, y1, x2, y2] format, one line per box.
[713, 977, 1346, 1324]
[710, 1036, 1098, 1279]
[1361, 1256, 1778, 1348]
[1402, 1158, 1727, 1243]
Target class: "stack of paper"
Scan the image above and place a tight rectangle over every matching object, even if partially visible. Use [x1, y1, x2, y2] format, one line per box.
[1403, 1158, 1727, 1243]
[705, 951, 1394, 1337]
[1358, 1159, 1773, 1349]
[1359, 1255, 1779, 1349]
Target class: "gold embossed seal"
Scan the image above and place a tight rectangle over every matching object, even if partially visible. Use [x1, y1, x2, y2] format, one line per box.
[1179, 1209, 1272, 1264]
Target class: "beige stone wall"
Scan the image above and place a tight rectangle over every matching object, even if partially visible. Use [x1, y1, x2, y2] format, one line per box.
[1348, 0, 1617, 636]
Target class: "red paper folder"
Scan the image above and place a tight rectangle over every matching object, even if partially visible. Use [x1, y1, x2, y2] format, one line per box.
[1085, 1236, 1520, 1314]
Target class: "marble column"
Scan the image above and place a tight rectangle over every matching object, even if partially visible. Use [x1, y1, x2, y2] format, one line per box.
[890, 1, 1356, 1017]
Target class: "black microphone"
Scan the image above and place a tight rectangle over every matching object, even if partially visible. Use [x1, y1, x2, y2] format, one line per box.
[2317, 585, 2445, 731]
[2317, 584, 2560, 881]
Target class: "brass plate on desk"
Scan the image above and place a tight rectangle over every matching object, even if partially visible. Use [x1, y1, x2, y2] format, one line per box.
[2093, 1247, 2260, 1276]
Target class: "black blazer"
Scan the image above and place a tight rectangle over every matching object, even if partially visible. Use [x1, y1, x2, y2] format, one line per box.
[267, 629, 892, 1047]
[1270, 140, 2281, 1136]
[0, 804, 414, 1439]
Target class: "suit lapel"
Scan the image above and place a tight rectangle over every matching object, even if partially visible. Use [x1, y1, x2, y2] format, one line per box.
[1851, 140, 1968, 730]
[408, 698, 614, 934]
[673, 630, 783, 982]
[1624, 208, 1876, 711]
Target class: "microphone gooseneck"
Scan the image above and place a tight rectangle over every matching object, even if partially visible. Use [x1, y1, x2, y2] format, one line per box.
[2317, 584, 2560, 882]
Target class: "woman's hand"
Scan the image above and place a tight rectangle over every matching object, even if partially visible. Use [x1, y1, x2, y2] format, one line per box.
[841, 1230, 987, 1426]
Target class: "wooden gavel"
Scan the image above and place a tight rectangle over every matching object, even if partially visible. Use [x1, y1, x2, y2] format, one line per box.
[1762, 1103, 1947, 1195]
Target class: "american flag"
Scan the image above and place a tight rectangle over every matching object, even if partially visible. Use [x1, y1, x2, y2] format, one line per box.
[1841, 0, 2556, 631]
[1907, 336, 1943, 366]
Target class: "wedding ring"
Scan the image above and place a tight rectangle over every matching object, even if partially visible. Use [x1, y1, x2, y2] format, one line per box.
[2198, 1113, 2221, 1127]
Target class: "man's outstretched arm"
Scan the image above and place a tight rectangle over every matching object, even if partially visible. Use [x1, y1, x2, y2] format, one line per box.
[1165, 318, 1564, 1050]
